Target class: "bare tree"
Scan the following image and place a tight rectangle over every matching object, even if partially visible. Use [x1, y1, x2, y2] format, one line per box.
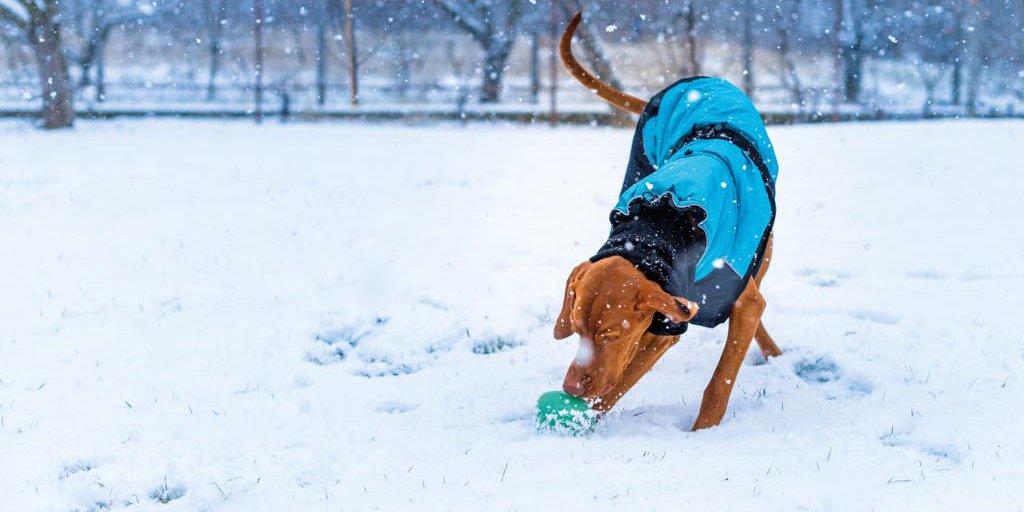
[680, 0, 700, 76]
[315, 0, 327, 104]
[644, 0, 701, 78]
[201, 0, 229, 100]
[393, 30, 414, 99]
[343, 0, 357, 106]
[916, 60, 947, 116]
[547, 0, 559, 124]
[65, 0, 146, 102]
[432, 0, 524, 103]
[950, 0, 967, 105]
[831, 0, 843, 116]
[253, 0, 264, 122]
[773, 0, 805, 111]
[963, 0, 985, 114]
[741, 0, 754, 96]
[0, 0, 74, 128]
[556, 0, 633, 125]
[328, 0, 392, 105]
[528, 28, 540, 103]
[0, 29, 35, 85]
[840, 0, 865, 103]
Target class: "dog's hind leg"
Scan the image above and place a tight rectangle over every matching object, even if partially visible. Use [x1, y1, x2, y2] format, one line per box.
[755, 322, 782, 359]
[751, 234, 782, 359]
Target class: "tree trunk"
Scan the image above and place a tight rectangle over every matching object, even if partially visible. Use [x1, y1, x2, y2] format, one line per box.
[79, 58, 93, 88]
[207, 38, 222, 100]
[95, 40, 106, 102]
[344, 0, 358, 106]
[684, 0, 700, 76]
[741, 0, 754, 96]
[951, 58, 962, 106]
[842, 33, 863, 103]
[30, 19, 74, 129]
[842, 0, 864, 105]
[529, 30, 540, 104]
[316, 0, 327, 105]
[253, 0, 264, 123]
[832, 0, 843, 119]
[480, 38, 512, 103]
[395, 32, 412, 98]
[94, 24, 115, 102]
[205, 0, 227, 101]
[951, 6, 964, 105]
[775, 4, 804, 111]
[548, 0, 559, 125]
[963, 1, 982, 115]
[555, 3, 631, 125]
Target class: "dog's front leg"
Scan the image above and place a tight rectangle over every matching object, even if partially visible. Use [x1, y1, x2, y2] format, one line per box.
[691, 280, 766, 430]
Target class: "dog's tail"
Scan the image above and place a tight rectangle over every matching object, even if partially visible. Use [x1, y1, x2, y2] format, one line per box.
[560, 12, 646, 115]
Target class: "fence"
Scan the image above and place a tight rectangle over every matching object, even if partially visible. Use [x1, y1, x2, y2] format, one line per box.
[1, 79, 1020, 125]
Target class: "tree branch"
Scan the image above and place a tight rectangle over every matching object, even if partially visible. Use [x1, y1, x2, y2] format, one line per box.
[431, 0, 488, 43]
[15, 0, 43, 22]
[0, 1, 28, 30]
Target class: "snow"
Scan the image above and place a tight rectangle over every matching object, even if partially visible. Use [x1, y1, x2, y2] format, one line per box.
[2, 119, 1024, 510]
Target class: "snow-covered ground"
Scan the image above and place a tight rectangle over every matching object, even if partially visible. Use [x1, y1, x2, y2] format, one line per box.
[2, 119, 1023, 510]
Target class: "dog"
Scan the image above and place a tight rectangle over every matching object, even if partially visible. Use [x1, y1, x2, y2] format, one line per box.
[554, 13, 782, 431]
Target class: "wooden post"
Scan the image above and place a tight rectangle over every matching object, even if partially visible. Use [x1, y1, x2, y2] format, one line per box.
[344, 0, 358, 106]
[254, 0, 264, 123]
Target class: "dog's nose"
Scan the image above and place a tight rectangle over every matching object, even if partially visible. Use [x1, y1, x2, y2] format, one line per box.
[562, 371, 589, 397]
[562, 378, 586, 397]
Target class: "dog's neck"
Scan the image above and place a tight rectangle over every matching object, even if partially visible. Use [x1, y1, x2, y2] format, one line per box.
[591, 194, 707, 335]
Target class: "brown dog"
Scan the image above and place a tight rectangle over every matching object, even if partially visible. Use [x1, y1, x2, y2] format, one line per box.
[554, 13, 782, 431]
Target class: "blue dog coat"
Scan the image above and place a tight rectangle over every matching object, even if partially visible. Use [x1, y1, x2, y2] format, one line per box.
[592, 77, 778, 332]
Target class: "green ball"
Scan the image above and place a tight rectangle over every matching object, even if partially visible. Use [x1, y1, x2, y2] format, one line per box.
[535, 391, 596, 435]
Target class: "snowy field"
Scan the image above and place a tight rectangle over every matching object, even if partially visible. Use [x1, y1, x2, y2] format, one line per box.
[2, 119, 1023, 510]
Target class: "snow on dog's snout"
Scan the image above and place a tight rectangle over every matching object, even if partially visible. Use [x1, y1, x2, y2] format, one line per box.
[574, 337, 595, 366]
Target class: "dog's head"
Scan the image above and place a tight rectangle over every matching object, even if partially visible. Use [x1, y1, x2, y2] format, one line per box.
[554, 256, 698, 401]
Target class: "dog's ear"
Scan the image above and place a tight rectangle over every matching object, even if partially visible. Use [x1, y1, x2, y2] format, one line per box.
[554, 261, 592, 340]
[639, 283, 699, 324]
